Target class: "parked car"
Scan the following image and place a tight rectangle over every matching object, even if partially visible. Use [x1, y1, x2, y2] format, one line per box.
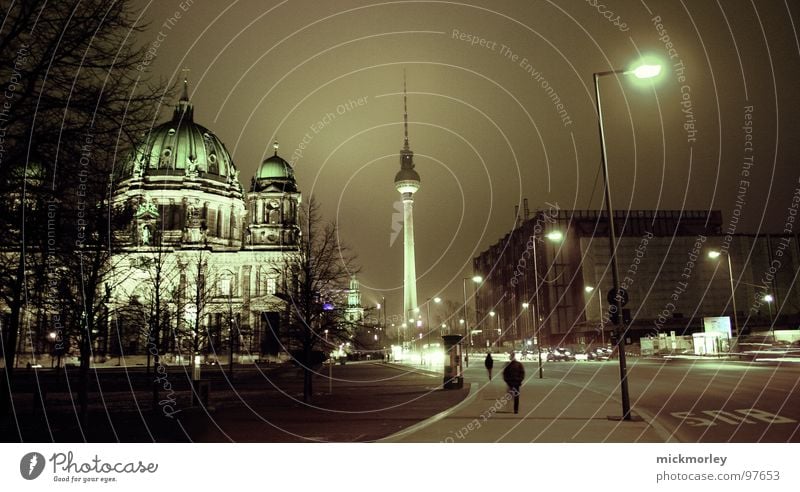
[546, 348, 575, 362]
[585, 347, 613, 361]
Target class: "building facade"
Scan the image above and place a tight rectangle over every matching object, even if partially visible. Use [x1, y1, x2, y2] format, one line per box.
[107, 83, 302, 360]
[473, 208, 800, 349]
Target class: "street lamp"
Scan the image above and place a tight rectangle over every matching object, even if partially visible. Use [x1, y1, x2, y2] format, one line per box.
[584, 285, 605, 346]
[594, 59, 662, 420]
[529, 228, 563, 379]
[462, 275, 482, 367]
[707, 249, 740, 338]
[425, 297, 442, 365]
[763, 293, 775, 340]
[489, 311, 497, 348]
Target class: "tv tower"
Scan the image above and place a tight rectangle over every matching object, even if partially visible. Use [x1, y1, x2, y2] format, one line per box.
[394, 72, 421, 327]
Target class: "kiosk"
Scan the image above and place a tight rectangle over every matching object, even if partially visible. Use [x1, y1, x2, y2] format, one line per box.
[441, 335, 464, 389]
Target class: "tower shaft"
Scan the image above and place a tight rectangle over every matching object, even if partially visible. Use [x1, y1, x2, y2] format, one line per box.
[402, 194, 418, 323]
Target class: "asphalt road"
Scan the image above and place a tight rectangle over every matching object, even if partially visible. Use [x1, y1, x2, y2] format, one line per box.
[508, 358, 800, 442]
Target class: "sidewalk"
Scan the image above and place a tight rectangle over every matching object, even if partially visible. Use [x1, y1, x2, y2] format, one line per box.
[382, 364, 673, 443]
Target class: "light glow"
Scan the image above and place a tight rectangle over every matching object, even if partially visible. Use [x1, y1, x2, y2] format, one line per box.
[631, 64, 662, 79]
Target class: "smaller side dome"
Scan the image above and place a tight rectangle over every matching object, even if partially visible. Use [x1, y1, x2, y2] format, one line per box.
[252, 142, 297, 192]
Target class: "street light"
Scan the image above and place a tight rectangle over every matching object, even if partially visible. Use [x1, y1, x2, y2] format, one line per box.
[594, 59, 662, 420]
[489, 311, 497, 348]
[707, 249, 740, 338]
[584, 285, 605, 346]
[462, 275, 482, 367]
[425, 297, 442, 364]
[763, 293, 775, 340]
[529, 228, 563, 379]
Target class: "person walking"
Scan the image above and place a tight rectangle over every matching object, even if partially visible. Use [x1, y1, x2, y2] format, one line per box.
[484, 352, 494, 381]
[502, 351, 525, 414]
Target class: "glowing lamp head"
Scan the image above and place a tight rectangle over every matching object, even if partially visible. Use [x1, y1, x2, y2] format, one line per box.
[585, 286, 595, 293]
[763, 294, 774, 303]
[707, 250, 722, 259]
[545, 230, 563, 242]
[472, 275, 483, 283]
[631, 64, 662, 79]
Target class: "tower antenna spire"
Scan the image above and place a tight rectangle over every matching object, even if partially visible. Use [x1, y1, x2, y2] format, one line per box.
[403, 68, 409, 150]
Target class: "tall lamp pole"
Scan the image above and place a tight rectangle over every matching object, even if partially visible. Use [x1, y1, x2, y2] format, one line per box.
[585, 286, 605, 346]
[425, 297, 441, 365]
[462, 276, 482, 367]
[594, 61, 661, 421]
[763, 293, 774, 340]
[708, 250, 740, 338]
[531, 229, 563, 379]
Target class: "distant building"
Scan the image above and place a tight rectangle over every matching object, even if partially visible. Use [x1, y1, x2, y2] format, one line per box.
[345, 276, 364, 323]
[473, 208, 800, 349]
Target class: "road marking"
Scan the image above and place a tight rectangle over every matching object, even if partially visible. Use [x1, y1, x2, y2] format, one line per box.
[702, 410, 755, 424]
[670, 409, 797, 427]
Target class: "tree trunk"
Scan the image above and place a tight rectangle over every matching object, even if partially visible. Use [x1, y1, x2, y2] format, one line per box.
[303, 342, 312, 402]
[78, 333, 91, 428]
[0, 258, 25, 417]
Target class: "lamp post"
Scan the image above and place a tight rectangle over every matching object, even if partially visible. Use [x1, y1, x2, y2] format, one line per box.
[594, 60, 661, 420]
[521, 302, 530, 342]
[530, 229, 563, 379]
[585, 286, 605, 346]
[462, 276, 482, 367]
[763, 293, 775, 340]
[707, 250, 740, 338]
[425, 297, 441, 365]
[489, 311, 497, 348]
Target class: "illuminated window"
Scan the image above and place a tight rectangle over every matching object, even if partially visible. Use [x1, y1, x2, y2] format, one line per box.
[266, 277, 277, 295]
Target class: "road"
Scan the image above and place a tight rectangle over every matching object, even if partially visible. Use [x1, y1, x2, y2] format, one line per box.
[495, 357, 800, 442]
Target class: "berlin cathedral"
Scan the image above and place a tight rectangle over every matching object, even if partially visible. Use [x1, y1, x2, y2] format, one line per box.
[108, 82, 304, 361]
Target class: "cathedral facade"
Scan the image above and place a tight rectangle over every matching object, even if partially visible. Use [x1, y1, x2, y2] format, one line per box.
[108, 84, 301, 360]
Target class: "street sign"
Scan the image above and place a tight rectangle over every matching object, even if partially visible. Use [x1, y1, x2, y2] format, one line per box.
[607, 287, 629, 306]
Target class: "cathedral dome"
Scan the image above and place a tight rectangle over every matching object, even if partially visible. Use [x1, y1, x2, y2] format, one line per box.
[116, 83, 243, 200]
[251, 142, 297, 192]
[111, 82, 246, 250]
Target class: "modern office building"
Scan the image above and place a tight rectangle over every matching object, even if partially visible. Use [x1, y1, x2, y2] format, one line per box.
[473, 207, 800, 349]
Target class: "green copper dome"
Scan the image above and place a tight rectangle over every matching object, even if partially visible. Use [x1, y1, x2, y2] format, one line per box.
[251, 142, 297, 192]
[119, 84, 241, 194]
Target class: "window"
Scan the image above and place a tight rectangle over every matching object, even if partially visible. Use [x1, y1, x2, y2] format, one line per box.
[266, 277, 277, 295]
[218, 277, 231, 296]
[218, 271, 235, 297]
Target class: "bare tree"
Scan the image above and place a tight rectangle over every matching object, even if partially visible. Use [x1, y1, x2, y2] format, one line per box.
[0, 0, 169, 420]
[178, 247, 218, 379]
[279, 197, 358, 402]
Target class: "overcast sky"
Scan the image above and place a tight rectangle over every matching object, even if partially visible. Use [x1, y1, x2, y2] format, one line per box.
[130, 0, 800, 314]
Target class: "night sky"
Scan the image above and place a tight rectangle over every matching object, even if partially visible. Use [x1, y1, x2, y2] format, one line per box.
[130, 0, 800, 315]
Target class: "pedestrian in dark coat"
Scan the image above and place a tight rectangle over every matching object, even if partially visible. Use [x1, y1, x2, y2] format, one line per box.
[484, 352, 494, 380]
[502, 352, 525, 414]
